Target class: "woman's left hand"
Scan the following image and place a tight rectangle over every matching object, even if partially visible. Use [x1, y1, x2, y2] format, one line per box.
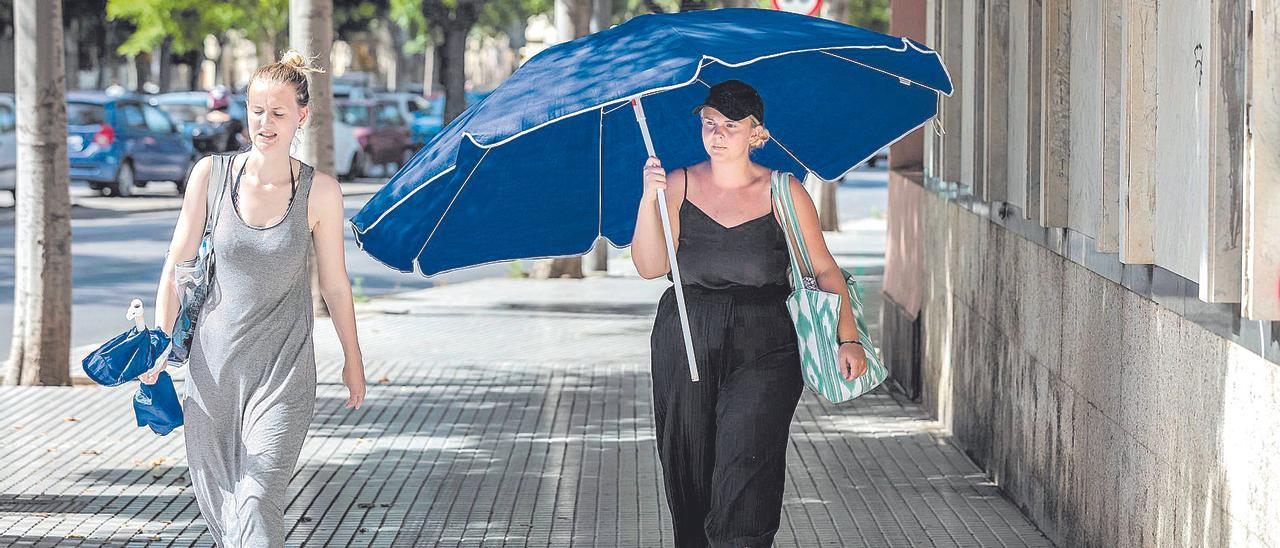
[343, 360, 367, 410]
[838, 342, 868, 381]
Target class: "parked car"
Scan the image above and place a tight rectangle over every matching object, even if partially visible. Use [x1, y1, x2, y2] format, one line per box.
[150, 89, 247, 154]
[66, 91, 198, 196]
[332, 117, 359, 180]
[377, 92, 439, 148]
[335, 99, 413, 179]
[333, 72, 374, 101]
[0, 93, 15, 198]
[413, 91, 492, 148]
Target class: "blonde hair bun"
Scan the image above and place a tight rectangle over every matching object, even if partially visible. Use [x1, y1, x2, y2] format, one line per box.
[278, 49, 323, 74]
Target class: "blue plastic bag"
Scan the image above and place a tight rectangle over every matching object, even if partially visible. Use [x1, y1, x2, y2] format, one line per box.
[134, 371, 184, 435]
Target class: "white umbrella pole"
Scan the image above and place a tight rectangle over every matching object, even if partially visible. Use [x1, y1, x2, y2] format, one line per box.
[126, 298, 146, 331]
[631, 97, 699, 382]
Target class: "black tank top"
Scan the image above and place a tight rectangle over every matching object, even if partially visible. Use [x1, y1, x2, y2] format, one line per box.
[669, 168, 791, 290]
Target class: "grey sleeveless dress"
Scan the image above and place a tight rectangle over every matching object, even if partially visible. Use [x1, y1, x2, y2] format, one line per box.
[184, 155, 317, 547]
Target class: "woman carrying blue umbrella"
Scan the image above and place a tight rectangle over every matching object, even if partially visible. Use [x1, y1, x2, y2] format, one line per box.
[633, 80, 868, 548]
[141, 50, 367, 546]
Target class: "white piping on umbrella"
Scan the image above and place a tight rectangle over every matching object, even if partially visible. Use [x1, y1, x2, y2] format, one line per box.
[353, 164, 456, 238]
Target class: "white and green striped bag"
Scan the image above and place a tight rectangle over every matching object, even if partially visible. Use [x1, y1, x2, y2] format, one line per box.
[771, 171, 887, 404]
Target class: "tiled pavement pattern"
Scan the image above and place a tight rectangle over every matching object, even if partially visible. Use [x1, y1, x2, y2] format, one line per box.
[0, 278, 1053, 547]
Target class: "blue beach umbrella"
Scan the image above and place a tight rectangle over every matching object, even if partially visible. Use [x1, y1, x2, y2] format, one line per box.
[82, 300, 171, 387]
[351, 8, 953, 381]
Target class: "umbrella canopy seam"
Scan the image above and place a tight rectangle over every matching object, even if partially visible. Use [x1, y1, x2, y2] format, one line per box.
[412, 148, 493, 274]
[350, 165, 457, 237]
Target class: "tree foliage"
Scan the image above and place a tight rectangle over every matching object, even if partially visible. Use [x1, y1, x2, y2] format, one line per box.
[847, 0, 889, 33]
[106, 0, 288, 56]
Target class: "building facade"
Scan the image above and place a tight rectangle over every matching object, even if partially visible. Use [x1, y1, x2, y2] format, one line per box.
[883, 0, 1280, 545]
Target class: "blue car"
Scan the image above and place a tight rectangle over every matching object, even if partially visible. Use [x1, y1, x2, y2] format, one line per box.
[67, 91, 198, 196]
[411, 91, 492, 147]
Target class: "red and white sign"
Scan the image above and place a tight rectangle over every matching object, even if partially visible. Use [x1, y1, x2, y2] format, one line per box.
[771, 0, 822, 17]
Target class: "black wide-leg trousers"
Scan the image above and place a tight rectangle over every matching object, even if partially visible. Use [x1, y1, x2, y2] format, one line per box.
[650, 284, 805, 548]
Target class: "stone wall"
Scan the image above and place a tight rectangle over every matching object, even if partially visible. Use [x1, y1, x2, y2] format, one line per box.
[899, 188, 1280, 547]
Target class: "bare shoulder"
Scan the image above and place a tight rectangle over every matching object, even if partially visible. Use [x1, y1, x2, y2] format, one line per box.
[665, 161, 697, 182]
[309, 168, 341, 196]
[307, 168, 344, 223]
[666, 161, 699, 199]
[180, 155, 216, 209]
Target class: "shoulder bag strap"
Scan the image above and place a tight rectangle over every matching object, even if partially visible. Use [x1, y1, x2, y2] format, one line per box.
[771, 170, 814, 289]
[203, 154, 233, 238]
[768, 171, 819, 282]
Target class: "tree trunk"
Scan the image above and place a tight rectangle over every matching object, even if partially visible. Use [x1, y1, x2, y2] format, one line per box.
[591, 0, 612, 32]
[818, 180, 840, 231]
[188, 57, 201, 90]
[422, 44, 435, 95]
[214, 36, 226, 86]
[554, 0, 573, 43]
[132, 53, 149, 92]
[507, 17, 527, 75]
[291, 0, 335, 317]
[679, 0, 707, 11]
[7, 0, 72, 386]
[257, 38, 276, 67]
[157, 37, 172, 92]
[95, 26, 109, 88]
[441, 23, 468, 123]
[824, 0, 849, 24]
[388, 20, 408, 91]
[63, 18, 78, 90]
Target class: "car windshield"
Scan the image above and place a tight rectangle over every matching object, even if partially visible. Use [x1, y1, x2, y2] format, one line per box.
[337, 104, 370, 126]
[155, 103, 205, 123]
[67, 102, 106, 126]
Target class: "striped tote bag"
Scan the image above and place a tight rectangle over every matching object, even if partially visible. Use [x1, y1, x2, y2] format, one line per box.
[771, 171, 887, 403]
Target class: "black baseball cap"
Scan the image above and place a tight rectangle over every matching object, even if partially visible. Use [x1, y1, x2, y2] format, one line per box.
[692, 80, 764, 124]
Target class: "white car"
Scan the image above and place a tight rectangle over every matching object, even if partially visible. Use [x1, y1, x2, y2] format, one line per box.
[333, 119, 357, 180]
[0, 94, 14, 197]
[296, 117, 358, 181]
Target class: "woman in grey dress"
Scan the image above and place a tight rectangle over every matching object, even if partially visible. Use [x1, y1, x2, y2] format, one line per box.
[142, 50, 367, 547]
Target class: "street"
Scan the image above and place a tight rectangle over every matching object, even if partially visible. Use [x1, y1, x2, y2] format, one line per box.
[0, 165, 889, 361]
[0, 178, 507, 361]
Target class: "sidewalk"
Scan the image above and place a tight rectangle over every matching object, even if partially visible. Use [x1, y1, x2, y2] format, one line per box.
[0, 221, 1053, 547]
[1, 283, 1053, 546]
